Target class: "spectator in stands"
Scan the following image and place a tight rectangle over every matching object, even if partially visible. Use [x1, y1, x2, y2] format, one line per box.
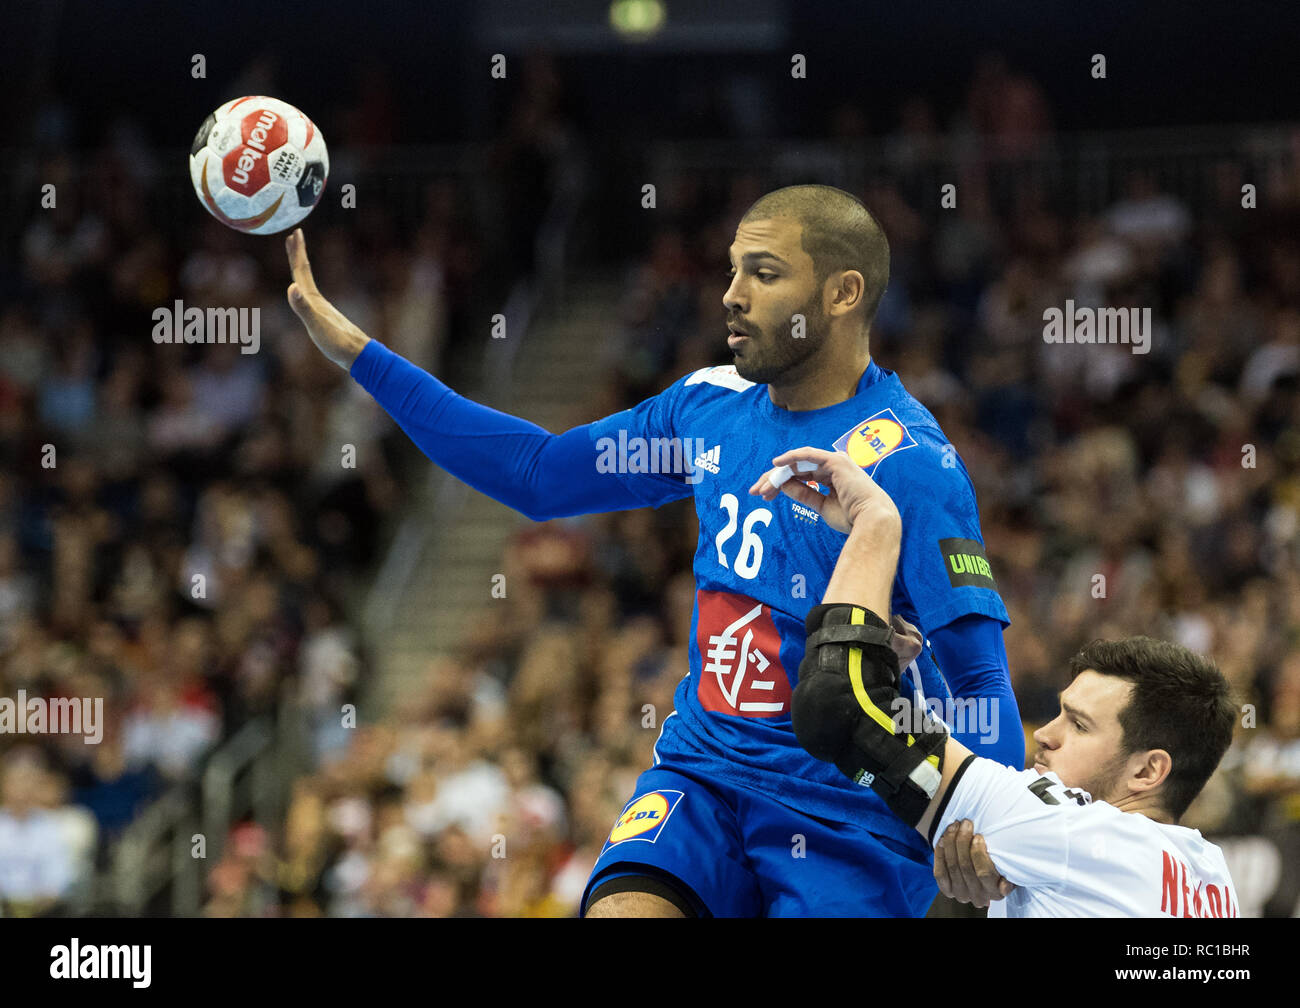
[0, 750, 77, 915]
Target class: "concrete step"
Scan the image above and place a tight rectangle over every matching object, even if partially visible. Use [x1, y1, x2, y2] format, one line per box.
[364, 277, 625, 712]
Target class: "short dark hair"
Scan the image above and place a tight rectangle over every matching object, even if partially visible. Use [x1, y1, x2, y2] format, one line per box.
[1069, 637, 1235, 820]
[740, 184, 890, 328]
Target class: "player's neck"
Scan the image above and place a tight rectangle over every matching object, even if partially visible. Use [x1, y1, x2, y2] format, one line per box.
[767, 345, 872, 412]
[1112, 793, 1176, 825]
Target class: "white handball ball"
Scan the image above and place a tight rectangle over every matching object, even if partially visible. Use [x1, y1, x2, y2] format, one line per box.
[189, 96, 328, 235]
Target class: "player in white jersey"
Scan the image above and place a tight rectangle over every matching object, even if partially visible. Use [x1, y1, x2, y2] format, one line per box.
[752, 445, 1240, 918]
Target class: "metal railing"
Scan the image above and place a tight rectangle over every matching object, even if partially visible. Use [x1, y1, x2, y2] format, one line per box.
[111, 784, 202, 916]
[108, 682, 311, 916]
[646, 123, 1299, 219]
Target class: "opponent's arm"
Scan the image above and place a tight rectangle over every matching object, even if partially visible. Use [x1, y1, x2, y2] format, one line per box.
[755, 447, 990, 841]
[866, 442, 1022, 770]
[795, 500, 983, 841]
[797, 602, 977, 841]
[285, 229, 672, 522]
[775, 456, 1069, 893]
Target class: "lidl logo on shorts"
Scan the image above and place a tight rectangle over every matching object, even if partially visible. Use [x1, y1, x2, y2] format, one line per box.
[832, 408, 917, 473]
[605, 790, 684, 848]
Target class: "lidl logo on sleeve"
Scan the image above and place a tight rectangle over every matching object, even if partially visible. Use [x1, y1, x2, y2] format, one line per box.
[833, 408, 917, 473]
[605, 790, 684, 847]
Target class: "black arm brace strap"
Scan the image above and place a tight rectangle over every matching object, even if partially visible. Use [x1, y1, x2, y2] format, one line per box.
[791, 603, 948, 828]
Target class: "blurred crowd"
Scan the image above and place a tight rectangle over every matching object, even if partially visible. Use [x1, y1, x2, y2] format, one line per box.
[0, 63, 525, 913]
[3, 52, 1299, 917]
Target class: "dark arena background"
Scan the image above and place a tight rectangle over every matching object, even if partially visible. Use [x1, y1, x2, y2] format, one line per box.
[0, 0, 1297, 949]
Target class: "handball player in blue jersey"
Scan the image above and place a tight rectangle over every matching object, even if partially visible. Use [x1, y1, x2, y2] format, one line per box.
[285, 184, 1023, 917]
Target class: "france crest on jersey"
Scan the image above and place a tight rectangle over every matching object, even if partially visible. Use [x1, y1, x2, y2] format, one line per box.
[585, 360, 1009, 849]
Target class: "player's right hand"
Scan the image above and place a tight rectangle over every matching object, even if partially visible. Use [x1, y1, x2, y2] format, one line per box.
[934, 819, 1015, 908]
[285, 228, 372, 371]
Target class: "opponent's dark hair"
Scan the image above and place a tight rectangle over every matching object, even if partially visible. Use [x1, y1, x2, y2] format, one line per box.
[740, 184, 890, 330]
[1069, 637, 1235, 820]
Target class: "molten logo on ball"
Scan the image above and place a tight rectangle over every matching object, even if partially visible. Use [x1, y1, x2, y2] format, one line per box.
[227, 108, 283, 193]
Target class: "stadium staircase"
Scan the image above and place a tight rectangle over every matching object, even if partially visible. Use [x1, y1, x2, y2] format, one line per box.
[102, 146, 601, 914]
[363, 275, 625, 712]
[105, 279, 624, 915]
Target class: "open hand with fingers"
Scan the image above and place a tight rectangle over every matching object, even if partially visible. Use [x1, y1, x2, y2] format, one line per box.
[284, 228, 372, 370]
[749, 446, 899, 536]
[934, 819, 1015, 908]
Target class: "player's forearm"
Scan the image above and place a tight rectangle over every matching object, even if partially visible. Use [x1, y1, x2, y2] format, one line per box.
[349, 341, 647, 521]
[821, 516, 900, 616]
[915, 737, 975, 841]
[796, 588, 961, 834]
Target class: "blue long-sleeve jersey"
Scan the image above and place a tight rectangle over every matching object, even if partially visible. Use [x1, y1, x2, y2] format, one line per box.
[351, 341, 1023, 840]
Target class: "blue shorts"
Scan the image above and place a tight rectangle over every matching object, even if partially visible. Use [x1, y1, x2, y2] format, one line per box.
[580, 762, 937, 917]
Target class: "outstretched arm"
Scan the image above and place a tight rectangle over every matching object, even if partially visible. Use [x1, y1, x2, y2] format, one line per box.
[285, 229, 674, 522]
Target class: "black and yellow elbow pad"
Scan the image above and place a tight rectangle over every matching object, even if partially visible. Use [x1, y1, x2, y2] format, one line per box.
[791, 603, 947, 828]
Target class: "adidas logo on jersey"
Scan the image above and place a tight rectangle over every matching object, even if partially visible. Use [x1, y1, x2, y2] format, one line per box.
[693, 445, 721, 474]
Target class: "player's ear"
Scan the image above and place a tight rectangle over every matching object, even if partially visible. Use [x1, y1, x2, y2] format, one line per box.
[1131, 748, 1172, 794]
[827, 269, 864, 318]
